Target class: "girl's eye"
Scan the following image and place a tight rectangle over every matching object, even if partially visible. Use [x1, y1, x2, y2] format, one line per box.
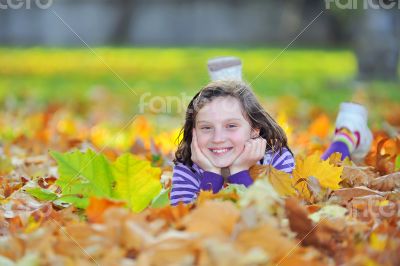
[201, 126, 211, 130]
[227, 124, 238, 128]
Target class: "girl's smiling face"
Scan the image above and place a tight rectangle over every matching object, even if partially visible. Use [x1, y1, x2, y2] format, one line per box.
[195, 96, 259, 168]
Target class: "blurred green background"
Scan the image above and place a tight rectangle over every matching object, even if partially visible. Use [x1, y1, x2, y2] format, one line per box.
[2, 47, 399, 117]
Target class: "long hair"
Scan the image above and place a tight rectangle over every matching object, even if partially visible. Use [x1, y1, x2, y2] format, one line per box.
[174, 80, 291, 166]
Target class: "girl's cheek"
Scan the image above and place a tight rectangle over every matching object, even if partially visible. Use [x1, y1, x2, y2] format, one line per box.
[229, 131, 250, 145]
[196, 135, 209, 149]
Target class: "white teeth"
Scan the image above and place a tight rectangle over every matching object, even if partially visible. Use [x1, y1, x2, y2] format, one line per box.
[211, 148, 230, 154]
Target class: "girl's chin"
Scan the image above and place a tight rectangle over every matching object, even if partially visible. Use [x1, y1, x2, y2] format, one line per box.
[205, 150, 239, 168]
[210, 159, 235, 168]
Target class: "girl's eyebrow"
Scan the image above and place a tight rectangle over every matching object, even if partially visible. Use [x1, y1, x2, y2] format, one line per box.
[196, 118, 242, 124]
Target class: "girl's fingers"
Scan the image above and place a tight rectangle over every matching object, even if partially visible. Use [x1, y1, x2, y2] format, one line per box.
[253, 139, 260, 156]
[253, 138, 265, 160]
[192, 129, 201, 151]
[192, 129, 198, 153]
[259, 139, 265, 159]
[191, 129, 199, 161]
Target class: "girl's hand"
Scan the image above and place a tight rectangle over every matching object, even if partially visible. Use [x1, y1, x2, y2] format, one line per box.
[229, 137, 267, 175]
[191, 129, 220, 174]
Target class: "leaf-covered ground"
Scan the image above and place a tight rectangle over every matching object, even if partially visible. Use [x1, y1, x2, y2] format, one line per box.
[0, 48, 400, 265]
[0, 96, 399, 265]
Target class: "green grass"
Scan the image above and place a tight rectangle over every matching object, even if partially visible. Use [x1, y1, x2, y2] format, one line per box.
[0, 47, 399, 117]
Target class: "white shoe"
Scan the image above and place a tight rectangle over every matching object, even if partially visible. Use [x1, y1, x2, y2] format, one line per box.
[207, 56, 242, 81]
[335, 102, 373, 161]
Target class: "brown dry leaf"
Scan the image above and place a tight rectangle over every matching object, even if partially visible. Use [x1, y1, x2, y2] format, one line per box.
[235, 223, 295, 261]
[86, 197, 126, 223]
[0, 234, 25, 261]
[276, 254, 328, 266]
[53, 222, 98, 258]
[368, 171, 400, 192]
[181, 200, 240, 239]
[349, 195, 400, 222]
[147, 203, 191, 227]
[130, 138, 148, 156]
[375, 137, 400, 175]
[199, 238, 270, 266]
[235, 222, 328, 265]
[122, 219, 156, 252]
[136, 235, 200, 266]
[249, 164, 268, 181]
[101, 207, 155, 251]
[330, 186, 386, 204]
[285, 198, 344, 256]
[340, 165, 378, 188]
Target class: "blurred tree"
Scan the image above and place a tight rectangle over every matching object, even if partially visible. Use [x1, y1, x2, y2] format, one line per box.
[354, 5, 400, 81]
[328, 0, 400, 81]
[110, 0, 136, 45]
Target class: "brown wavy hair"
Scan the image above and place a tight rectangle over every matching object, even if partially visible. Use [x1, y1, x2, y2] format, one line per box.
[174, 80, 291, 166]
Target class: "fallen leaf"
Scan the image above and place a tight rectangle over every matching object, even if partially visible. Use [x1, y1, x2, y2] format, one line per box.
[181, 201, 240, 239]
[308, 114, 330, 139]
[235, 224, 295, 261]
[266, 165, 297, 197]
[86, 197, 125, 223]
[113, 153, 162, 212]
[294, 154, 343, 190]
[368, 172, 400, 191]
[340, 165, 378, 188]
[285, 198, 344, 256]
[330, 186, 386, 204]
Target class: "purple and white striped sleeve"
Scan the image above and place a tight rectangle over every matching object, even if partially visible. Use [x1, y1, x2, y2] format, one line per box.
[170, 163, 201, 206]
[170, 163, 225, 206]
[264, 147, 295, 174]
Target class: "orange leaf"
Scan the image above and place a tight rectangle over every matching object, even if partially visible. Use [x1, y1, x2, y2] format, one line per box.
[86, 197, 126, 223]
[308, 114, 331, 139]
[181, 201, 240, 239]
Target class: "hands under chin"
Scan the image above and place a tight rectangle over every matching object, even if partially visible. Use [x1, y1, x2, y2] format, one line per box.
[191, 129, 221, 175]
[192, 129, 267, 176]
[229, 137, 267, 175]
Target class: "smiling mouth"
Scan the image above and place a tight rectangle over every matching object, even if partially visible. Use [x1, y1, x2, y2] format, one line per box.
[209, 147, 233, 155]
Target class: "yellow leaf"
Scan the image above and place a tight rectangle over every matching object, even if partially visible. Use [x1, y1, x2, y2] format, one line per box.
[113, 153, 162, 212]
[293, 153, 343, 195]
[266, 166, 297, 197]
[369, 233, 387, 251]
[249, 165, 297, 197]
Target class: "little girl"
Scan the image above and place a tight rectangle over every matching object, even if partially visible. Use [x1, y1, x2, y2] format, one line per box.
[170, 58, 295, 206]
[170, 56, 373, 206]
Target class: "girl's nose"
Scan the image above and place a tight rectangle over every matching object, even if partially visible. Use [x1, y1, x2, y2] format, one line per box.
[212, 128, 226, 143]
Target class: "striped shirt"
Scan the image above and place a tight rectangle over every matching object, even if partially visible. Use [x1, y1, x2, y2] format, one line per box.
[170, 147, 295, 206]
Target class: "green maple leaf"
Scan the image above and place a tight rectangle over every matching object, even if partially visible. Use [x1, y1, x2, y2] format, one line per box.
[151, 188, 171, 208]
[51, 149, 114, 208]
[26, 187, 58, 201]
[395, 155, 400, 171]
[112, 153, 162, 212]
